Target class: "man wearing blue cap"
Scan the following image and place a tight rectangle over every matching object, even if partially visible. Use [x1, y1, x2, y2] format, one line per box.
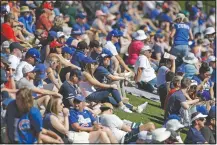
[104, 29, 132, 73]
[73, 12, 90, 32]
[14, 48, 41, 81]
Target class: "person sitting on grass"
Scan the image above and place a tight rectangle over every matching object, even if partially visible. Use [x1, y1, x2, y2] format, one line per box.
[99, 103, 156, 143]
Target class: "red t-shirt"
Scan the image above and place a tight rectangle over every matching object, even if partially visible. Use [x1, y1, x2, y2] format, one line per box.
[1, 23, 17, 42]
[36, 13, 53, 31]
[127, 40, 144, 65]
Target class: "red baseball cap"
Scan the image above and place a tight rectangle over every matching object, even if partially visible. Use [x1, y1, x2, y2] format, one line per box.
[50, 40, 63, 49]
[43, 2, 53, 10]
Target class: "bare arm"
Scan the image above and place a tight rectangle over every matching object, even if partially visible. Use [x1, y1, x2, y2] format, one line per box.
[210, 82, 214, 100]
[156, 53, 161, 62]
[97, 19, 108, 35]
[170, 59, 176, 73]
[71, 123, 94, 132]
[31, 87, 62, 98]
[38, 128, 63, 143]
[121, 124, 132, 132]
[83, 72, 114, 89]
[181, 99, 200, 109]
[50, 115, 69, 135]
[107, 74, 125, 81]
[189, 29, 194, 41]
[111, 56, 119, 73]
[115, 55, 131, 72]
[46, 68, 61, 90]
[135, 67, 143, 83]
[49, 53, 81, 70]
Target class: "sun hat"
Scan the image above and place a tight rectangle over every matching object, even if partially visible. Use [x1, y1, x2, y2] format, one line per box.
[134, 30, 147, 41]
[190, 80, 198, 86]
[204, 27, 215, 35]
[100, 103, 114, 110]
[182, 52, 198, 64]
[175, 13, 185, 21]
[22, 63, 35, 74]
[166, 119, 184, 131]
[74, 95, 86, 102]
[20, 6, 30, 13]
[191, 112, 207, 122]
[95, 10, 106, 17]
[138, 131, 152, 143]
[26, 48, 41, 63]
[57, 31, 65, 38]
[152, 128, 171, 143]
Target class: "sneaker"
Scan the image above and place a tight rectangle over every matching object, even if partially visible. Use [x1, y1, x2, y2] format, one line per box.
[136, 102, 148, 113]
[120, 105, 132, 113]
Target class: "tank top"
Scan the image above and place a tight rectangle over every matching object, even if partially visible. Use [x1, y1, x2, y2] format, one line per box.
[78, 73, 96, 97]
[174, 23, 190, 45]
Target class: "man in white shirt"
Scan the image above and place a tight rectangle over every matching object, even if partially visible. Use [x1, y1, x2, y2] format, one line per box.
[134, 45, 157, 93]
[7, 42, 24, 70]
[14, 48, 41, 81]
[104, 29, 132, 73]
[99, 103, 155, 143]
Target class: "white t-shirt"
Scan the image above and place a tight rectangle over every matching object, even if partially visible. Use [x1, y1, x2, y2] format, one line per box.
[14, 61, 30, 81]
[104, 41, 118, 56]
[8, 55, 21, 70]
[100, 114, 127, 143]
[134, 55, 156, 82]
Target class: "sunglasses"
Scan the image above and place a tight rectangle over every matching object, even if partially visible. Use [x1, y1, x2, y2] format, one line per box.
[198, 118, 206, 122]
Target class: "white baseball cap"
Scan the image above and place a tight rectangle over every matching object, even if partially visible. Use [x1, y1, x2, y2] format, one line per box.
[57, 31, 65, 38]
[138, 131, 152, 142]
[22, 63, 35, 74]
[134, 30, 147, 41]
[166, 119, 184, 131]
[140, 45, 152, 53]
[207, 55, 216, 63]
[204, 27, 215, 35]
[1, 41, 10, 49]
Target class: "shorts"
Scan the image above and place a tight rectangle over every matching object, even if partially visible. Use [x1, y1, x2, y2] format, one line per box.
[124, 123, 141, 144]
[68, 131, 89, 143]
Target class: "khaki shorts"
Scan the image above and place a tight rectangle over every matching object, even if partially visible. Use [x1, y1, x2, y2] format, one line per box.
[68, 131, 89, 143]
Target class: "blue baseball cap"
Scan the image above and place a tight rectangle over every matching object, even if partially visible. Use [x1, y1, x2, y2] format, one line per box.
[74, 95, 86, 102]
[107, 29, 123, 40]
[62, 46, 75, 56]
[49, 31, 57, 38]
[82, 57, 97, 64]
[76, 13, 86, 19]
[71, 25, 84, 35]
[123, 13, 132, 22]
[33, 63, 47, 79]
[117, 22, 126, 28]
[26, 48, 41, 63]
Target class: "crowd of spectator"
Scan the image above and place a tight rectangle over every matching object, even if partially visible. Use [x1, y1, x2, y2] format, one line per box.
[1, 1, 216, 144]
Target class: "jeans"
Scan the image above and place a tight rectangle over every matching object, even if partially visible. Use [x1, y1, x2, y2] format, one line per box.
[170, 44, 189, 67]
[86, 88, 122, 107]
[138, 78, 157, 93]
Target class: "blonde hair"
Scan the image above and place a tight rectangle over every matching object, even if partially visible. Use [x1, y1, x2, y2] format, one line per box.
[16, 88, 34, 113]
[46, 97, 60, 115]
[54, 16, 63, 27]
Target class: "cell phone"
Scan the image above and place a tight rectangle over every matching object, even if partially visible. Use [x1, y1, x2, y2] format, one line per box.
[96, 116, 100, 124]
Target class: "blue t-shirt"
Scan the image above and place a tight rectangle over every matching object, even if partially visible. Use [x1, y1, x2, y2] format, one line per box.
[157, 12, 172, 23]
[192, 75, 213, 100]
[94, 66, 111, 84]
[150, 9, 161, 20]
[157, 66, 169, 87]
[66, 37, 75, 47]
[59, 81, 78, 108]
[211, 69, 216, 83]
[18, 16, 34, 33]
[165, 90, 186, 118]
[5, 101, 42, 143]
[152, 43, 163, 60]
[173, 23, 190, 45]
[73, 23, 89, 33]
[71, 50, 86, 68]
[185, 127, 207, 144]
[69, 108, 96, 131]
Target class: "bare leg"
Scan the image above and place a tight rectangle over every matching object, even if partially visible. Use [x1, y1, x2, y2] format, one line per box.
[89, 130, 111, 144]
[36, 95, 51, 108]
[101, 127, 118, 143]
